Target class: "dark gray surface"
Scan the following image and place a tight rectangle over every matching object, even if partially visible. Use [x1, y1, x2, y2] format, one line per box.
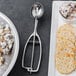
[0, 0, 52, 76]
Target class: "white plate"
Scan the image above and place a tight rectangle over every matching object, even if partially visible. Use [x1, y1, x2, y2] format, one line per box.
[48, 1, 76, 76]
[0, 12, 19, 76]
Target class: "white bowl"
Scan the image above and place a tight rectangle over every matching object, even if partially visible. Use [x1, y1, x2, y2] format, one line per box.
[0, 12, 19, 76]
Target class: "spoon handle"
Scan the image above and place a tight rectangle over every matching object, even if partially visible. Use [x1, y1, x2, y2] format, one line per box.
[34, 18, 38, 33]
[30, 18, 38, 73]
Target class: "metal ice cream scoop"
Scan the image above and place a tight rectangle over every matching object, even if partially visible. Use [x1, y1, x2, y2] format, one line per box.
[22, 2, 44, 73]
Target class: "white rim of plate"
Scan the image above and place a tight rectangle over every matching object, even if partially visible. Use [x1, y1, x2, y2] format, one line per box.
[0, 12, 19, 76]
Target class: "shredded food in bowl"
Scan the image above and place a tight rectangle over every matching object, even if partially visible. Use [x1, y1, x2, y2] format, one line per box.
[0, 24, 14, 66]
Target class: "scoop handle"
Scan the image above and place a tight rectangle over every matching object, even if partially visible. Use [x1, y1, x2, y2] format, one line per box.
[30, 18, 38, 72]
[22, 33, 42, 73]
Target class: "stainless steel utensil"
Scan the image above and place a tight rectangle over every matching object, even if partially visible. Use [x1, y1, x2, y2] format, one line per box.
[22, 2, 44, 73]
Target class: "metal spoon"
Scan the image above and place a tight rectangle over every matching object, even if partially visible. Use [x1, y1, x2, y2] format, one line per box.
[32, 2, 44, 19]
[22, 2, 44, 73]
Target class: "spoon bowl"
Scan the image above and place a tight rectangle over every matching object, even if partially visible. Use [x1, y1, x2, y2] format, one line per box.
[32, 2, 44, 19]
